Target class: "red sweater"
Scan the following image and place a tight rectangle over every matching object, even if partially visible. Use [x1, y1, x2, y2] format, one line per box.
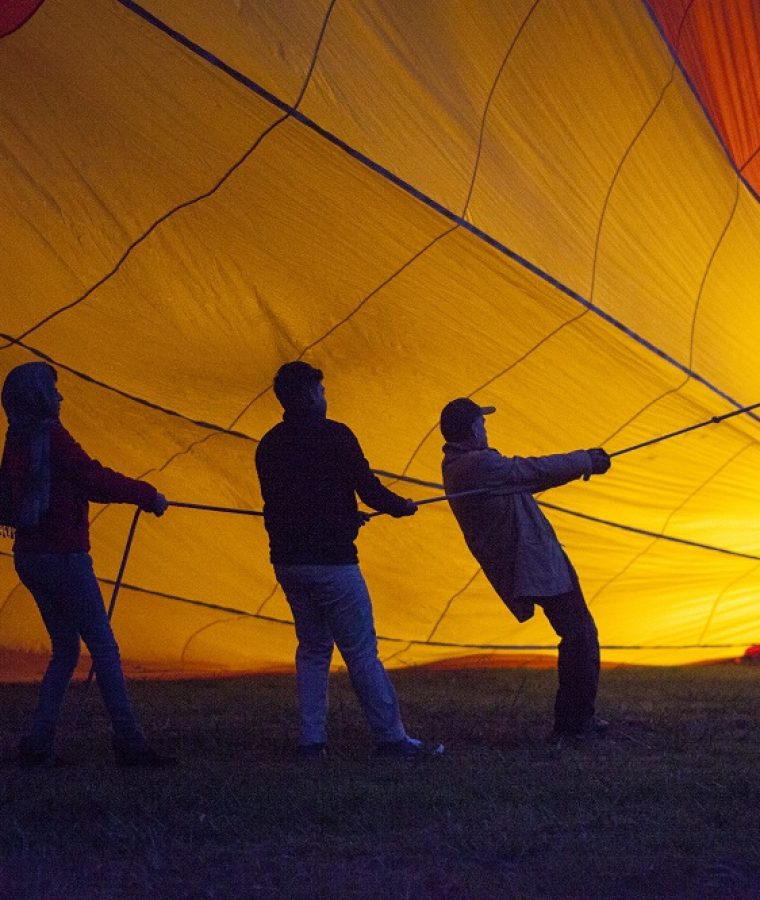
[11, 422, 157, 554]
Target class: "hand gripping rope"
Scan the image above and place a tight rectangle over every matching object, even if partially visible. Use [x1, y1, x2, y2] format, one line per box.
[74, 398, 760, 712]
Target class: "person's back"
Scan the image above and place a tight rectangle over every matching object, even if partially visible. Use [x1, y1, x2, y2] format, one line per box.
[258, 414, 374, 565]
[255, 361, 442, 759]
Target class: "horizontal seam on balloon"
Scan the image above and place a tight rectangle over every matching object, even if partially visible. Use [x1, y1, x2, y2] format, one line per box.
[0, 112, 289, 348]
[91, 575, 760, 651]
[539, 500, 760, 561]
[116, 0, 760, 427]
[370, 472, 760, 561]
[226, 225, 459, 431]
[585, 440, 757, 607]
[0, 550, 754, 650]
[640, 0, 760, 205]
[0, 333, 256, 441]
[393, 309, 591, 481]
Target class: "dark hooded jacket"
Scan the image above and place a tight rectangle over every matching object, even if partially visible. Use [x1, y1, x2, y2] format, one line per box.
[0, 362, 157, 553]
[256, 408, 410, 565]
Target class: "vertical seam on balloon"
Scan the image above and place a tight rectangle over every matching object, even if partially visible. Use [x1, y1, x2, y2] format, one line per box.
[459, 0, 542, 217]
[674, 0, 698, 49]
[696, 560, 760, 646]
[225, 225, 459, 430]
[390, 307, 590, 484]
[379, 642, 414, 666]
[179, 614, 250, 665]
[740, 143, 760, 173]
[687, 176, 741, 370]
[640, 0, 760, 205]
[588, 69, 677, 302]
[426, 567, 482, 643]
[112, 0, 760, 416]
[255, 581, 280, 616]
[585, 441, 753, 609]
[0, 114, 289, 349]
[292, 0, 338, 111]
[595, 379, 689, 450]
[0, 0, 337, 348]
[1, 0, 754, 440]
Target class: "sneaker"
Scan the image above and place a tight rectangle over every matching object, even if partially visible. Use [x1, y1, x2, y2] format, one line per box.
[296, 742, 327, 760]
[113, 742, 178, 768]
[578, 716, 609, 737]
[375, 737, 444, 759]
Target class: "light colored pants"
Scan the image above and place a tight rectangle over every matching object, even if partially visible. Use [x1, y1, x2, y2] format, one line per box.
[275, 564, 406, 745]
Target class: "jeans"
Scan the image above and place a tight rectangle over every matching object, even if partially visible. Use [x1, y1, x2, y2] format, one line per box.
[535, 567, 600, 734]
[275, 564, 406, 745]
[14, 551, 143, 751]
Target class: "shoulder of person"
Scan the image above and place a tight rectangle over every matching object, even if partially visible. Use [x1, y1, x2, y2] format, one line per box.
[50, 420, 80, 451]
[325, 419, 357, 440]
[480, 447, 514, 468]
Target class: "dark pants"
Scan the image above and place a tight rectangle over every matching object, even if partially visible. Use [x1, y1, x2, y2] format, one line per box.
[535, 568, 600, 734]
[14, 551, 144, 752]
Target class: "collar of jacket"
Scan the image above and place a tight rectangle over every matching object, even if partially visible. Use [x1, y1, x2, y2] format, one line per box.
[282, 407, 327, 428]
[443, 434, 487, 455]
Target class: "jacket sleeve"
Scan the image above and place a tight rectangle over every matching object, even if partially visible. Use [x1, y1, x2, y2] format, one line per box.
[481, 448, 592, 494]
[55, 425, 158, 509]
[344, 427, 411, 515]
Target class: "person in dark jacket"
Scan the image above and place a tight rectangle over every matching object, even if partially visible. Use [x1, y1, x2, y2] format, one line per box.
[256, 361, 443, 759]
[0, 362, 175, 767]
[440, 397, 612, 741]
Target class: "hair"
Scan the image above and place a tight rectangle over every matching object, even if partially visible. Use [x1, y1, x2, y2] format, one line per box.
[272, 361, 324, 410]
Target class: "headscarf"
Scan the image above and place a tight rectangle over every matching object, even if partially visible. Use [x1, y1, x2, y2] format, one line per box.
[0, 362, 59, 532]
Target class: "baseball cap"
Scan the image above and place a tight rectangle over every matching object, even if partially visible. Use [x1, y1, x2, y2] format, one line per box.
[440, 397, 496, 441]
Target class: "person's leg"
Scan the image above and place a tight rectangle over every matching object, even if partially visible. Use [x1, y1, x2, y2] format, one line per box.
[318, 565, 406, 744]
[14, 553, 81, 755]
[68, 554, 144, 746]
[536, 569, 600, 735]
[276, 565, 335, 746]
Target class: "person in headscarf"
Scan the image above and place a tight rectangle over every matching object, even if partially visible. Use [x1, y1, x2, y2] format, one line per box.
[0, 361, 175, 767]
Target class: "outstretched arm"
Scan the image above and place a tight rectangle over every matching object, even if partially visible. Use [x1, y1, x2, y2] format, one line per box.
[55, 424, 166, 515]
[347, 430, 416, 517]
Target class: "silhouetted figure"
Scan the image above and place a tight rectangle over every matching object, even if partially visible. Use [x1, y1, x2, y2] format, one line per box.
[440, 398, 611, 741]
[256, 362, 443, 758]
[0, 362, 175, 767]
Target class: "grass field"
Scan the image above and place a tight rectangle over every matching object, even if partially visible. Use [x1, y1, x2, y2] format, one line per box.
[0, 664, 758, 899]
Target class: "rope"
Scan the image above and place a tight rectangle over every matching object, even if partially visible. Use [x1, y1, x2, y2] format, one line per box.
[609, 401, 760, 458]
[367, 487, 492, 517]
[168, 500, 263, 516]
[59, 398, 760, 694]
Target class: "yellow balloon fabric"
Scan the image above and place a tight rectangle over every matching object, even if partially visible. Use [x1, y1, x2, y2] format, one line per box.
[1, 0, 759, 676]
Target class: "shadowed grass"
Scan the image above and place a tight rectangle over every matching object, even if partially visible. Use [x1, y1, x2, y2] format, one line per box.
[0, 665, 758, 899]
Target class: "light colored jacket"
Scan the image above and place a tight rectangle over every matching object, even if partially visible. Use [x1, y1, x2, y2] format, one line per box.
[441, 438, 593, 622]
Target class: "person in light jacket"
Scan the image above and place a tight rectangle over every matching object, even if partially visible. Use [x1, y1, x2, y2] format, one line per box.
[440, 397, 611, 740]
